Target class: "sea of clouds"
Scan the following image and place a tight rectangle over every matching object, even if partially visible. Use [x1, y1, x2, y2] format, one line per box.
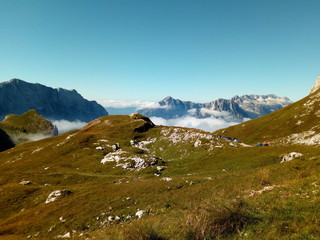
[96, 99, 248, 132]
[52, 120, 86, 134]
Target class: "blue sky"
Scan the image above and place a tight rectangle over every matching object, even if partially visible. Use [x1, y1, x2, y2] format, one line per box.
[0, 0, 319, 103]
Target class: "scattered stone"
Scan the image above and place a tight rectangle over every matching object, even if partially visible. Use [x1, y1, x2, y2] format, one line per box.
[194, 139, 202, 147]
[135, 210, 145, 219]
[45, 190, 73, 204]
[157, 166, 165, 171]
[96, 146, 105, 150]
[57, 232, 71, 238]
[161, 177, 172, 182]
[249, 185, 276, 196]
[130, 138, 156, 152]
[281, 152, 304, 163]
[20, 180, 32, 185]
[112, 143, 120, 151]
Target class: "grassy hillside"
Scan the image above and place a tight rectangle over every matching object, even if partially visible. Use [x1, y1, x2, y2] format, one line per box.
[0, 114, 319, 239]
[214, 89, 320, 145]
[0, 109, 55, 146]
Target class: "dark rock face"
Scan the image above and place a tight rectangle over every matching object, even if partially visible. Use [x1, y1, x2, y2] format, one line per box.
[0, 79, 108, 122]
[0, 129, 15, 152]
[138, 95, 292, 120]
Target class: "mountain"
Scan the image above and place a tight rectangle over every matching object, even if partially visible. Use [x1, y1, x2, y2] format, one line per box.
[214, 76, 320, 145]
[0, 128, 14, 152]
[0, 79, 319, 240]
[0, 109, 57, 150]
[0, 79, 108, 122]
[138, 94, 291, 120]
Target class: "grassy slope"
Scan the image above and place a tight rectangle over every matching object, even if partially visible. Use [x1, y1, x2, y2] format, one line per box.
[0, 109, 54, 145]
[0, 114, 319, 239]
[214, 89, 320, 145]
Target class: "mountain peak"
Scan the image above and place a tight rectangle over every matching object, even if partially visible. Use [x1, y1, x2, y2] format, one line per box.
[162, 96, 174, 101]
[310, 75, 320, 94]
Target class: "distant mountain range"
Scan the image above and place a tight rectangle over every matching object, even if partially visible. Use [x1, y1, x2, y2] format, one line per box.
[138, 94, 292, 120]
[0, 79, 108, 122]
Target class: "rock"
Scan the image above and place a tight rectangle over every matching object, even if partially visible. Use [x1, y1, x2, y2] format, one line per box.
[58, 232, 71, 238]
[135, 210, 145, 219]
[0, 128, 15, 152]
[310, 75, 320, 94]
[112, 143, 120, 151]
[194, 139, 202, 147]
[157, 166, 165, 171]
[161, 177, 172, 182]
[250, 185, 276, 196]
[45, 190, 73, 204]
[19, 180, 32, 185]
[281, 152, 304, 163]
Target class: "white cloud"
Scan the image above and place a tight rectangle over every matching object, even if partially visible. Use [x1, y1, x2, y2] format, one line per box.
[96, 99, 162, 110]
[11, 133, 50, 144]
[150, 115, 244, 132]
[199, 108, 235, 119]
[52, 120, 86, 134]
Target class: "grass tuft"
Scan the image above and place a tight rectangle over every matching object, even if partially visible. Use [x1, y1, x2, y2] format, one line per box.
[123, 221, 167, 240]
[186, 199, 259, 239]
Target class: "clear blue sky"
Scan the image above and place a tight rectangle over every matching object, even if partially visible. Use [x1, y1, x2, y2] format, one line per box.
[0, 0, 319, 102]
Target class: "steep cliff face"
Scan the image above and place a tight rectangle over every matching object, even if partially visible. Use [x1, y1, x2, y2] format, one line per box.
[0, 79, 108, 122]
[0, 128, 15, 152]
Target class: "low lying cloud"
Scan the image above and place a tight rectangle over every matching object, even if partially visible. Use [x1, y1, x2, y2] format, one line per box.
[96, 99, 162, 110]
[150, 116, 245, 132]
[11, 133, 51, 144]
[52, 120, 86, 134]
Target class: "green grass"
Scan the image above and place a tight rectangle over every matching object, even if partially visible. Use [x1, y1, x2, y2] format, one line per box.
[0, 114, 319, 239]
[214, 89, 320, 145]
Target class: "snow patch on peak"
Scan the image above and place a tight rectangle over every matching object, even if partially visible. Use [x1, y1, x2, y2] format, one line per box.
[310, 75, 320, 95]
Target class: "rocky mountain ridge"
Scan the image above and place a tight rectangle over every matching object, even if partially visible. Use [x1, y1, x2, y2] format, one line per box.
[0, 79, 108, 122]
[138, 94, 292, 120]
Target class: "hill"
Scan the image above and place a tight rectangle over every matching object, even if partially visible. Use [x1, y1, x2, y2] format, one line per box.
[0, 109, 57, 150]
[0, 110, 319, 239]
[0, 79, 108, 122]
[214, 76, 320, 146]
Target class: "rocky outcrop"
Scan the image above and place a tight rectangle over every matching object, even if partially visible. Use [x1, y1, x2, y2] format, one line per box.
[0, 79, 108, 122]
[281, 152, 304, 163]
[310, 75, 320, 95]
[0, 128, 15, 152]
